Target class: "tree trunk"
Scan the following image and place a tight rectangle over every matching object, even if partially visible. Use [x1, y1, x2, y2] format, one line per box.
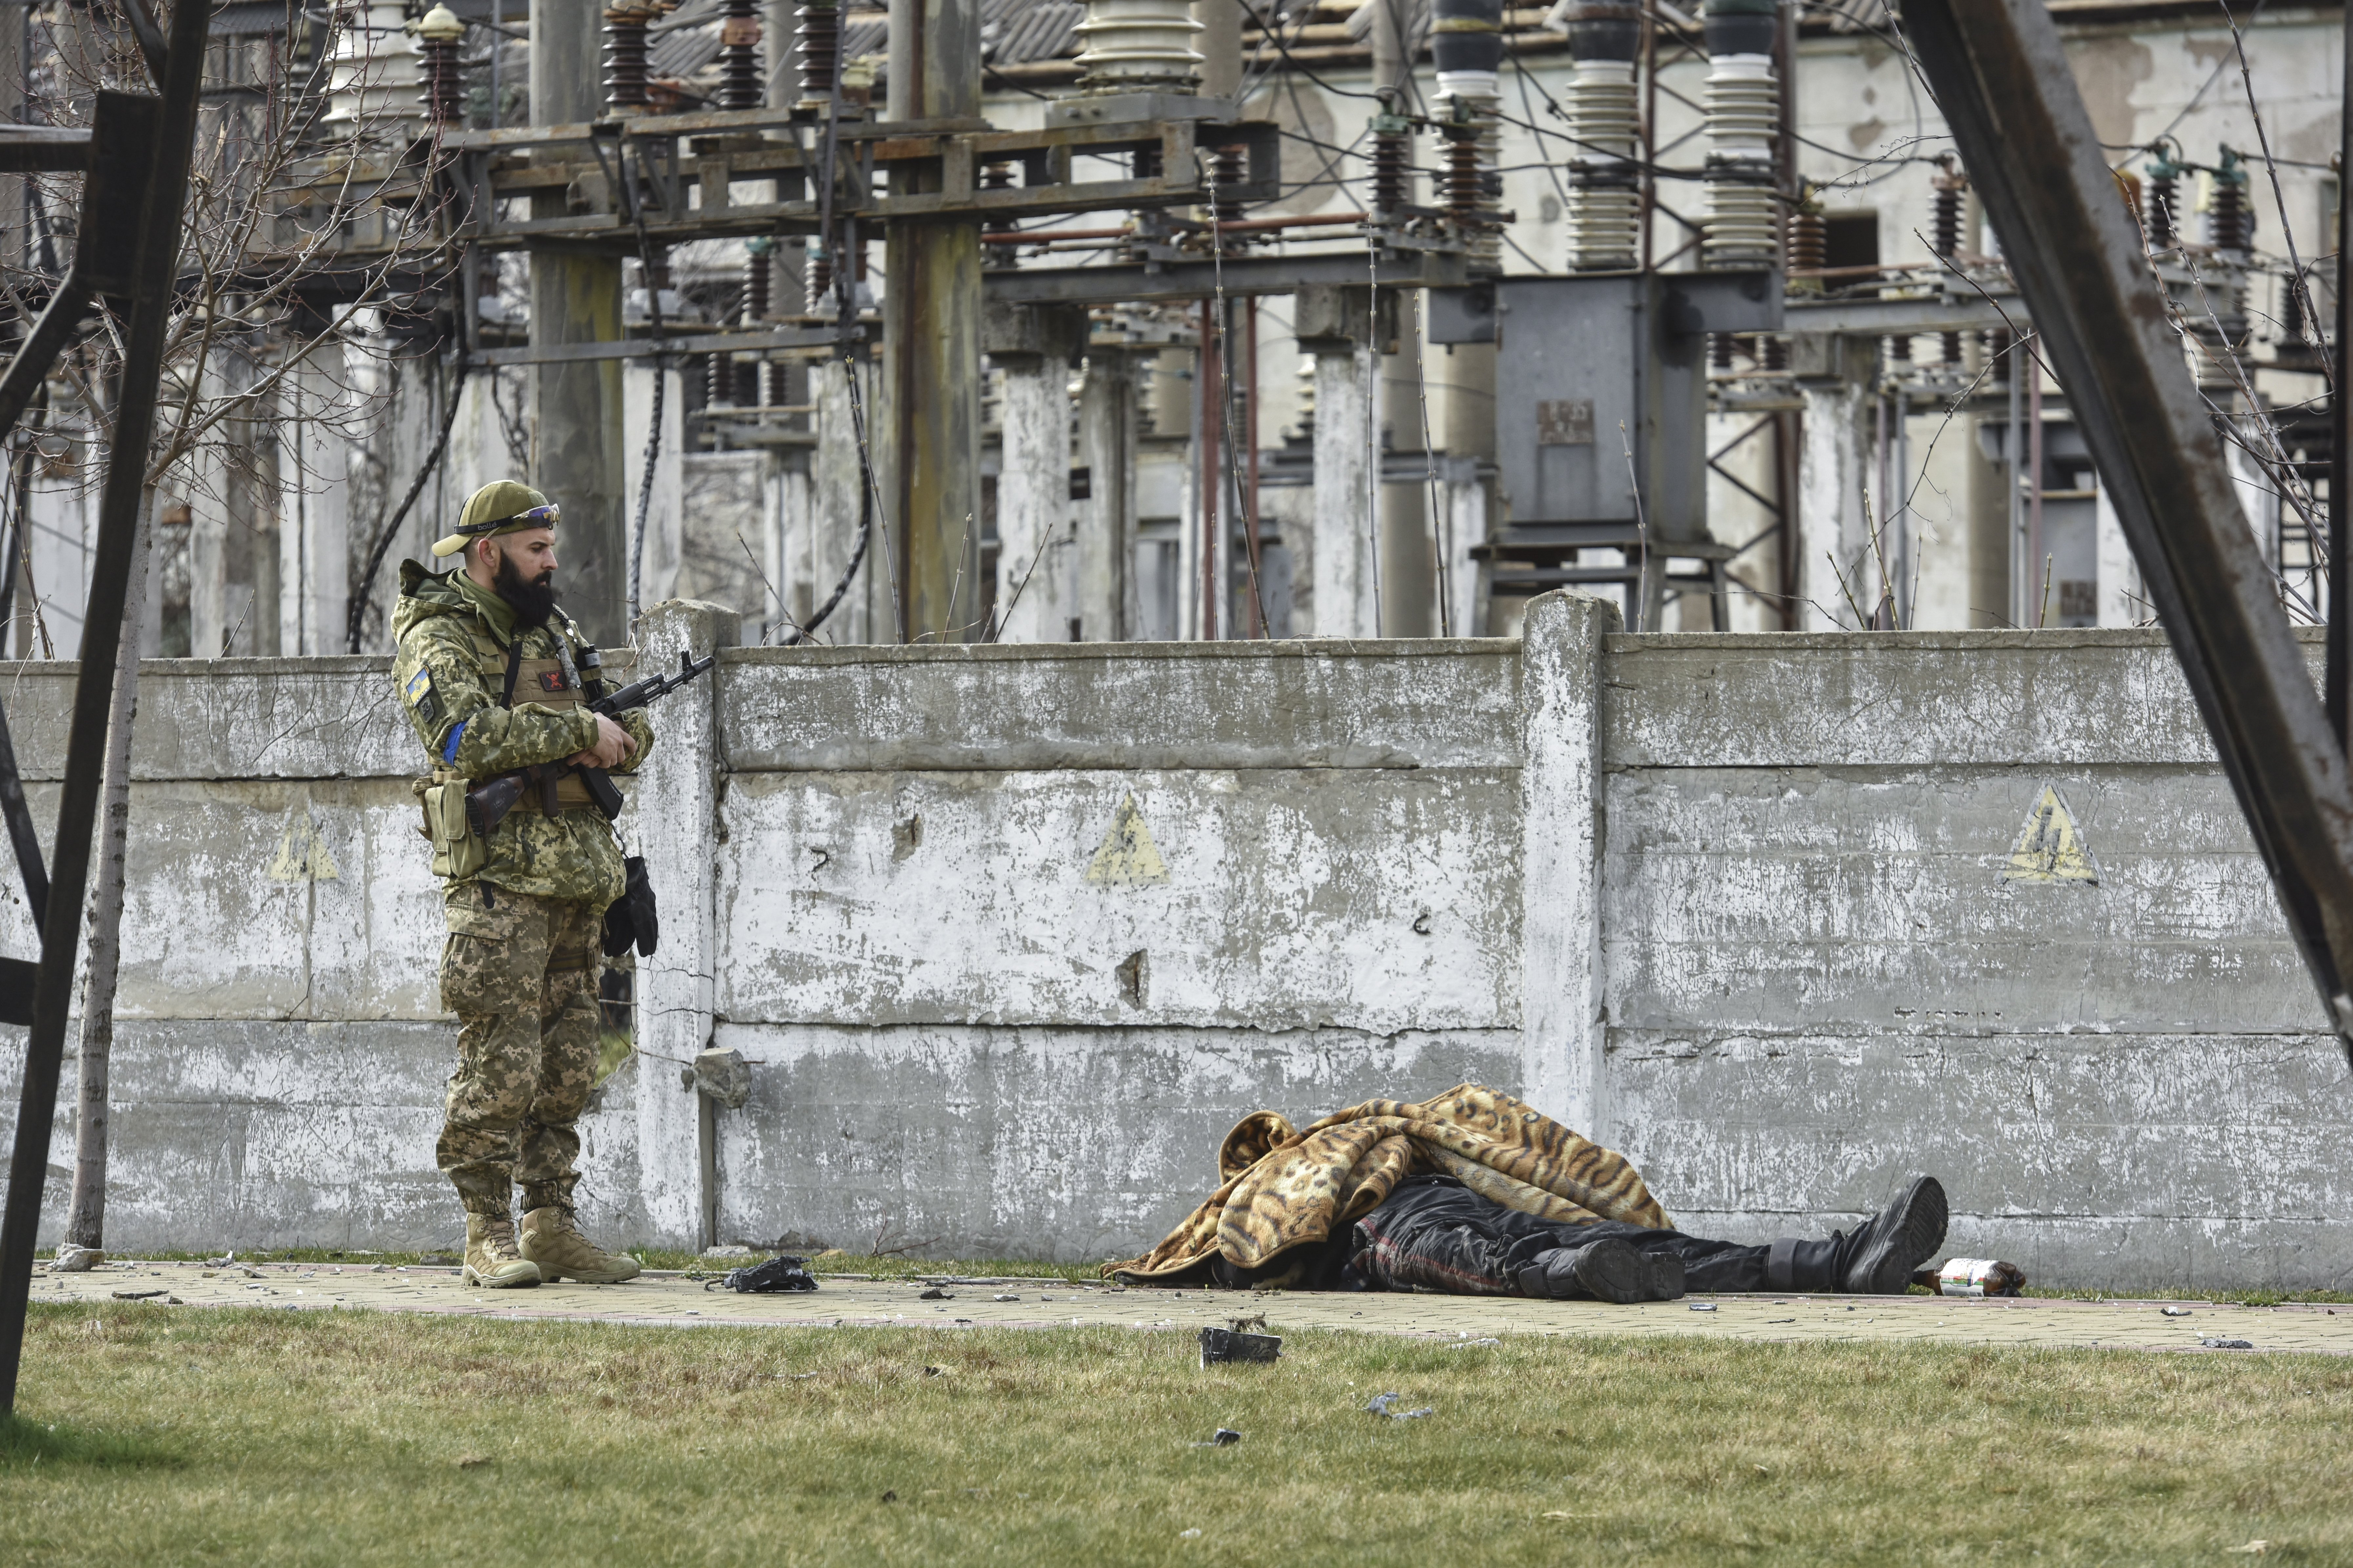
[63, 490, 154, 1252]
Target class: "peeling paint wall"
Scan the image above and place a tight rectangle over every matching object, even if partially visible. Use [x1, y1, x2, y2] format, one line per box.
[1, 601, 2344, 1287]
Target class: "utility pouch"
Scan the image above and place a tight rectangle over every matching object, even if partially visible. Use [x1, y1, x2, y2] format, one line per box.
[423, 777, 488, 880]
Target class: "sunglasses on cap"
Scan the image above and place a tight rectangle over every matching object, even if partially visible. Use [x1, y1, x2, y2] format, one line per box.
[456, 502, 561, 537]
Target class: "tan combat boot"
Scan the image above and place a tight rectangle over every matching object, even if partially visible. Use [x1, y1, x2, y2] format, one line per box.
[463, 1213, 542, 1289]
[518, 1207, 642, 1284]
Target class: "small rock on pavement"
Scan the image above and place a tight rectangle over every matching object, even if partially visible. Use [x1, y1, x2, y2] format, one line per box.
[48, 1246, 104, 1273]
[2201, 1338, 2256, 1351]
[919, 1287, 953, 1300]
[2162, 1306, 2193, 1317]
[993, 1293, 1021, 1302]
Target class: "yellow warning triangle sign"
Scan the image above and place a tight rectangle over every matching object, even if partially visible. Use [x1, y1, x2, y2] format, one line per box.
[2002, 784, 2099, 885]
[1086, 794, 1170, 887]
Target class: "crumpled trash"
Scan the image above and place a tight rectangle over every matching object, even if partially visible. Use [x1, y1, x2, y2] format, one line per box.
[1191, 1429, 1242, 1448]
[1365, 1393, 1432, 1420]
[708, 1255, 818, 1293]
[48, 1246, 103, 1273]
[1199, 1327, 1281, 1366]
[2200, 1337, 2256, 1351]
[919, 1287, 954, 1300]
[2161, 1306, 2194, 1317]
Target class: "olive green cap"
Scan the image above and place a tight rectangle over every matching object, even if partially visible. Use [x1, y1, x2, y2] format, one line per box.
[432, 480, 558, 557]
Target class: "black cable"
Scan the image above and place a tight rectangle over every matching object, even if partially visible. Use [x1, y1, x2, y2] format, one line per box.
[345, 350, 470, 654]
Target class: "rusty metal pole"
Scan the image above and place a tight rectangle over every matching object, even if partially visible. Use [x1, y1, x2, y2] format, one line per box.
[2330, 18, 2350, 749]
[0, 21, 205, 1412]
[883, 0, 982, 641]
[1905, 0, 2353, 1055]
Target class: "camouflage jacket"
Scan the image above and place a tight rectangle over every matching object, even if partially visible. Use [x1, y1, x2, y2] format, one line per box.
[391, 559, 655, 905]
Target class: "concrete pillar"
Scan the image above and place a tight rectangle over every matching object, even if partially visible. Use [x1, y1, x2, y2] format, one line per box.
[810, 356, 877, 643]
[632, 596, 741, 1247]
[1195, 0, 1241, 98]
[1309, 347, 1375, 638]
[1371, 0, 1432, 639]
[1440, 341, 1497, 636]
[2095, 476, 2140, 628]
[531, 0, 629, 646]
[991, 359, 1074, 643]
[1792, 337, 1871, 630]
[624, 362, 686, 615]
[884, 0, 984, 642]
[1075, 348, 1136, 642]
[1517, 588, 1617, 1134]
[1441, 455, 1488, 638]
[277, 346, 352, 656]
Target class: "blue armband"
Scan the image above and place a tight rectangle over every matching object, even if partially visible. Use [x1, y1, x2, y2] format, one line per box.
[441, 718, 466, 764]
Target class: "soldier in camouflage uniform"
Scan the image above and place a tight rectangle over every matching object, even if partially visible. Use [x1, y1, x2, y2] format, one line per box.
[393, 480, 655, 1289]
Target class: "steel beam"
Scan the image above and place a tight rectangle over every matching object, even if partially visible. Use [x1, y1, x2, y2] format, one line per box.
[1781, 292, 2018, 337]
[1906, 0, 2353, 1056]
[0, 0, 209, 1415]
[981, 249, 1470, 306]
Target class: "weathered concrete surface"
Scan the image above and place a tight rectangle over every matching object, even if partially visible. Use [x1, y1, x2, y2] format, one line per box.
[3, 613, 2346, 1288]
[707, 1023, 1521, 1262]
[37, 1259, 2353, 1355]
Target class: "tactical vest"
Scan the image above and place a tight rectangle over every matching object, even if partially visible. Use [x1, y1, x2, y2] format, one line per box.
[461, 619, 600, 814]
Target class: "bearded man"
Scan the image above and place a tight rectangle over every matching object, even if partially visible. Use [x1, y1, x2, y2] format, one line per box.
[391, 481, 652, 1289]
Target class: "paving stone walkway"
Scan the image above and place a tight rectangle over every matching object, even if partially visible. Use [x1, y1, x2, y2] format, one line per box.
[32, 1259, 2353, 1355]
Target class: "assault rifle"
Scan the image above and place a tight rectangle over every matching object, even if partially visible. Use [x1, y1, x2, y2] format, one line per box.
[465, 647, 715, 835]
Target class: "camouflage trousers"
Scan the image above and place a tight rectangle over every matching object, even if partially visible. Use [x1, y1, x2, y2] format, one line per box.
[437, 883, 605, 1218]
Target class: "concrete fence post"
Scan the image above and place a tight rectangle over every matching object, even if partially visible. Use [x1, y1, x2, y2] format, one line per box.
[1517, 588, 1617, 1138]
[631, 598, 738, 1247]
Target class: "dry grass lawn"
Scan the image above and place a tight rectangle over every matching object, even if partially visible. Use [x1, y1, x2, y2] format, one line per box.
[4, 1302, 2349, 1566]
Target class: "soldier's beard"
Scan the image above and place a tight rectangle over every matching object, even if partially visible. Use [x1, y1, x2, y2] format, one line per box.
[492, 552, 559, 627]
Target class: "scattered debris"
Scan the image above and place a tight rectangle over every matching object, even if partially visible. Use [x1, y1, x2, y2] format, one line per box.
[1191, 1429, 1242, 1448]
[993, 1293, 1021, 1302]
[166, 1295, 184, 1305]
[416, 1254, 458, 1267]
[924, 1365, 948, 1377]
[711, 1256, 818, 1294]
[1199, 1327, 1282, 1366]
[2200, 1338, 2256, 1351]
[1364, 1393, 1432, 1420]
[919, 1288, 953, 1300]
[879, 1490, 897, 1503]
[48, 1246, 103, 1273]
[1936, 1258, 2028, 1298]
[1689, 1303, 1718, 1312]
[2161, 1306, 2194, 1317]
[109, 1289, 169, 1301]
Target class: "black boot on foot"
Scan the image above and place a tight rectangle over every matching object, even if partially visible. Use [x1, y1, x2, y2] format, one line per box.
[1834, 1175, 1949, 1294]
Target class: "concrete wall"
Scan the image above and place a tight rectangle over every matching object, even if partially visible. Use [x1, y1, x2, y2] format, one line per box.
[2, 595, 2345, 1288]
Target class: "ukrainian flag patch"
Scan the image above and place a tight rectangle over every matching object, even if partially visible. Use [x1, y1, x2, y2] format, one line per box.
[406, 667, 446, 730]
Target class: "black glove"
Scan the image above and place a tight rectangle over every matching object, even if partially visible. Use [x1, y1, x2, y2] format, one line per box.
[601, 855, 660, 958]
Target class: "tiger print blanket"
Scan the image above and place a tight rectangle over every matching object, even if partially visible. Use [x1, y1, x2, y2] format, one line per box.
[1104, 1083, 1670, 1283]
